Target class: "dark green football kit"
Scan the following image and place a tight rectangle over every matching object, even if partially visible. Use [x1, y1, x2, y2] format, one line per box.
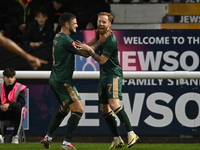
[98, 32, 123, 104]
[49, 32, 81, 108]
[99, 32, 134, 140]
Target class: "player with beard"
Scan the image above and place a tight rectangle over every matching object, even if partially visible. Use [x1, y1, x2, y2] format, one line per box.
[40, 12, 87, 150]
[40, 12, 109, 149]
[76, 12, 139, 149]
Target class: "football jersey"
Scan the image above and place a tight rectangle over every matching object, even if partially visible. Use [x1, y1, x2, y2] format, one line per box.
[50, 32, 80, 84]
[99, 32, 122, 79]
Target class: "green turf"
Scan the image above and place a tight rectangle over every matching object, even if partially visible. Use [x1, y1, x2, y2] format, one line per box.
[0, 143, 200, 150]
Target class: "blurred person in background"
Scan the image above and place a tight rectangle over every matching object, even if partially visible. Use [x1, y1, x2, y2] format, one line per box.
[21, 6, 54, 48]
[24, 0, 52, 27]
[64, 0, 111, 30]
[0, 0, 9, 32]
[4, 0, 26, 43]
[51, 0, 67, 32]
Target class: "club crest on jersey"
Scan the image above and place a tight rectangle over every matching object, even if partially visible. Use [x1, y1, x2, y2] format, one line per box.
[72, 41, 77, 49]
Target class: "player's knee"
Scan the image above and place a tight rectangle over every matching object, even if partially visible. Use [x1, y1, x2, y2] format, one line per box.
[109, 103, 116, 110]
[77, 101, 84, 113]
[73, 108, 84, 113]
[109, 98, 120, 110]
[80, 107, 84, 113]
[71, 105, 84, 113]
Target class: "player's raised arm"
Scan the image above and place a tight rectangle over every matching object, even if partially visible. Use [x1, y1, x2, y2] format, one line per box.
[0, 35, 48, 70]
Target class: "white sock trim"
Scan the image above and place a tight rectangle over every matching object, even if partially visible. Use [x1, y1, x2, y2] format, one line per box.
[63, 141, 71, 145]
[114, 136, 121, 140]
[127, 131, 134, 135]
[45, 135, 52, 141]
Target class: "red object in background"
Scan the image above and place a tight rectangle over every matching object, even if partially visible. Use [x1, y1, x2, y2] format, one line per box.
[22, 0, 31, 5]
[1, 30, 6, 36]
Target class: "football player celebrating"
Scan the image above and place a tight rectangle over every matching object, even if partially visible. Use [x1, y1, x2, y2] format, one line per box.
[40, 12, 86, 150]
[40, 12, 109, 149]
[76, 12, 140, 149]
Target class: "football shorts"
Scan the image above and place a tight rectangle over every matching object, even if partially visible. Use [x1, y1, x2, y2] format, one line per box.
[98, 74, 122, 104]
[49, 79, 81, 108]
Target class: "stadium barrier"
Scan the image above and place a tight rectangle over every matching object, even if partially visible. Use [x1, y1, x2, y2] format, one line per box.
[1, 70, 200, 142]
[0, 71, 200, 79]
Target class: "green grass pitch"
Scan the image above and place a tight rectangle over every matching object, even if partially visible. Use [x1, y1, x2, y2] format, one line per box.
[0, 143, 200, 150]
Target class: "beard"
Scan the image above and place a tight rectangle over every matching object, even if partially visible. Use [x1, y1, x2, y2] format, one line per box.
[69, 27, 76, 35]
[98, 25, 109, 35]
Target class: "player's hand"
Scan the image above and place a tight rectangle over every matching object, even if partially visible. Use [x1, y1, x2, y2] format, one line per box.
[26, 54, 48, 70]
[75, 40, 91, 51]
[30, 42, 43, 48]
[35, 42, 43, 47]
[19, 24, 26, 32]
[30, 42, 36, 48]
[99, 29, 111, 42]
[0, 104, 9, 112]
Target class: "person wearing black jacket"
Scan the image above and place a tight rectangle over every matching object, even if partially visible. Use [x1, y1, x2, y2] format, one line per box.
[0, 68, 26, 144]
[64, 0, 111, 30]
[3, 0, 26, 43]
[21, 6, 54, 48]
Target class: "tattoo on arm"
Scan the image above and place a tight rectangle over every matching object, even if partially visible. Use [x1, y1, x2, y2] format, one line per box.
[77, 50, 90, 58]
[88, 48, 101, 62]
[91, 40, 103, 52]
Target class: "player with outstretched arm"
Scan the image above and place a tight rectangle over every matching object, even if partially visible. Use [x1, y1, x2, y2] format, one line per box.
[0, 34, 47, 70]
[40, 12, 109, 149]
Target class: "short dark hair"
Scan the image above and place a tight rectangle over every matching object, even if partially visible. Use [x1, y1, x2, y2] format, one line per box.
[59, 12, 76, 27]
[35, 6, 48, 17]
[3, 68, 16, 77]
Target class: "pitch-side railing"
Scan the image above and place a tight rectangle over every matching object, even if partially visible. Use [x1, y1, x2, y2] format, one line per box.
[0, 71, 200, 80]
